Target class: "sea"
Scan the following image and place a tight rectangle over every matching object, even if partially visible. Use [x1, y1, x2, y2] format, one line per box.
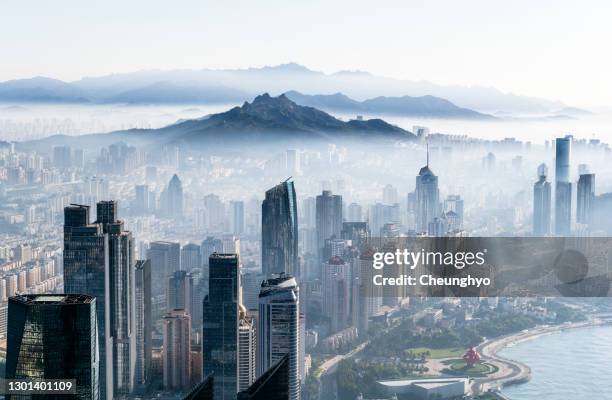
[499, 325, 612, 400]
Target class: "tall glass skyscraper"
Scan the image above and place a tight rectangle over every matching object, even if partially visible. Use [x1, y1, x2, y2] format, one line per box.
[261, 181, 298, 277]
[555, 137, 572, 235]
[147, 241, 181, 298]
[415, 153, 440, 233]
[577, 173, 595, 225]
[533, 171, 552, 236]
[97, 201, 136, 396]
[63, 204, 112, 400]
[134, 259, 152, 388]
[163, 174, 184, 219]
[6, 294, 99, 400]
[257, 275, 300, 400]
[315, 190, 342, 260]
[203, 253, 240, 400]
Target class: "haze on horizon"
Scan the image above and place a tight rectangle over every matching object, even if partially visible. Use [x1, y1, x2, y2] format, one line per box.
[2, 0, 612, 109]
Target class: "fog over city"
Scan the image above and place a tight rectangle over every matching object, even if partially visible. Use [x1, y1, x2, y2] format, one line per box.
[2, 2, 612, 400]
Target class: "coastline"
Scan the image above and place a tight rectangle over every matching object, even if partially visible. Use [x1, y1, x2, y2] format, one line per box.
[471, 319, 608, 395]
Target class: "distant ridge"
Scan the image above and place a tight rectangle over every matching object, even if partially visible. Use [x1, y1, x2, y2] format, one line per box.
[284, 90, 495, 119]
[0, 63, 574, 114]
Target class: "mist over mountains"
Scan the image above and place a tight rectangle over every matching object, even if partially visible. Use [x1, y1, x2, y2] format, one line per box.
[0, 63, 572, 115]
[20, 93, 416, 152]
[284, 91, 494, 119]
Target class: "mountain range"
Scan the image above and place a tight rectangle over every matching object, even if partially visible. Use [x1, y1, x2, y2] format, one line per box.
[0, 63, 578, 115]
[284, 91, 493, 119]
[20, 93, 416, 151]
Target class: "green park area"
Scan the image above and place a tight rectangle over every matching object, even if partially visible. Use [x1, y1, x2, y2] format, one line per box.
[404, 346, 464, 359]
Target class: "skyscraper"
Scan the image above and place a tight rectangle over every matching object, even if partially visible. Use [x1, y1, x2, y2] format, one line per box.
[238, 354, 290, 400]
[203, 253, 240, 400]
[533, 170, 552, 236]
[341, 222, 370, 251]
[443, 195, 464, 229]
[6, 294, 99, 400]
[231, 201, 246, 235]
[261, 181, 299, 277]
[163, 174, 184, 219]
[163, 309, 192, 391]
[168, 270, 195, 316]
[63, 204, 112, 400]
[415, 149, 439, 233]
[347, 203, 363, 223]
[322, 256, 350, 333]
[96, 201, 136, 396]
[577, 173, 595, 225]
[147, 241, 181, 297]
[238, 307, 256, 392]
[315, 190, 342, 258]
[181, 243, 202, 272]
[555, 137, 572, 235]
[200, 237, 224, 297]
[258, 275, 300, 400]
[134, 259, 152, 388]
[53, 145, 72, 170]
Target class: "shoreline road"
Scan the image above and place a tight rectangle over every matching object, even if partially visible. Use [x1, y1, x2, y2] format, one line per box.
[471, 321, 602, 395]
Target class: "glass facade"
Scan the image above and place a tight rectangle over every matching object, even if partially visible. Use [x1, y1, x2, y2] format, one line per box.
[5, 294, 99, 400]
[63, 205, 110, 400]
[261, 181, 299, 277]
[203, 253, 240, 400]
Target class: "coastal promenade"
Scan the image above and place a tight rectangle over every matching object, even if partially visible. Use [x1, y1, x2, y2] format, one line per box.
[471, 320, 605, 395]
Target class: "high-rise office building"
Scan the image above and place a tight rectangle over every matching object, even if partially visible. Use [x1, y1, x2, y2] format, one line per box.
[147, 241, 181, 296]
[341, 222, 370, 251]
[200, 237, 224, 297]
[555, 137, 572, 235]
[415, 150, 439, 233]
[168, 270, 194, 316]
[241, 272, 265, 311]
[577, 173, 595, 225]
[347, 203, 362, 223]
[96, 201, 136, 396]
[258, 275, 300, 400]
[134, 259, 152, 388]
[203, 253, 240, 400]
[322, 257, 350, 333]
[315, 190, 342, 258]
[533, 170, 552, 236]
[134, 184, 151, 213]
[231, 201, 246, 235]
[182, 243, 202, 272]
[63, 204, 112, 400]
[237, 354, 290, 400]
[163, 174, 184, 219]
[261, 181, 299, 277]
[53, 145, 72, 170]
[163, 309, 192, 391]
[368, 203, 400, 236]
[443, 195, 464, 229]
[238, 307, 256, 392]
[6, 294, 99, 400]
[382, 184, 399, 205]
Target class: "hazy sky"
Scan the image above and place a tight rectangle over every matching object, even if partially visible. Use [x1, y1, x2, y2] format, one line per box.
[1, 0, 610, 107]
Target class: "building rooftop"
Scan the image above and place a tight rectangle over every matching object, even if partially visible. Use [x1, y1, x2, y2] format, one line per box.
[11, 294, 95, 305]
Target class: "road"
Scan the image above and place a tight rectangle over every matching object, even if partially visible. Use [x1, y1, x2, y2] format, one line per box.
[318, 341, 369, 400]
